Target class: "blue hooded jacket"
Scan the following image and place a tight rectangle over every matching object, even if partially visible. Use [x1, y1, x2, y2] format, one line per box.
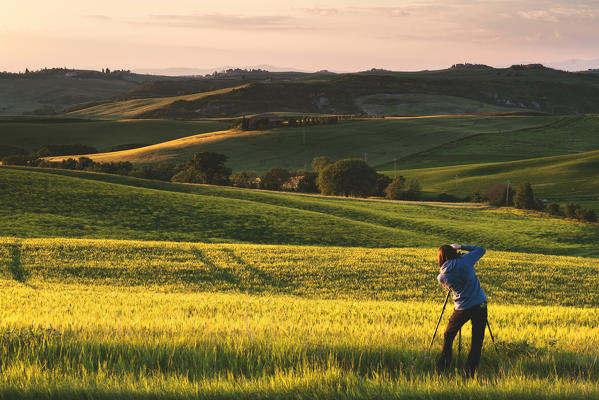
[437, 245, 487, 310]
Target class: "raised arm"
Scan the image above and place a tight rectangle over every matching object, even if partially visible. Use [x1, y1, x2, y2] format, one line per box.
[451, 244, 486, 264]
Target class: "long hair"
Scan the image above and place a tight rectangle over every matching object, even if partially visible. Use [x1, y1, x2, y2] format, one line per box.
[438, 245, 459, 267]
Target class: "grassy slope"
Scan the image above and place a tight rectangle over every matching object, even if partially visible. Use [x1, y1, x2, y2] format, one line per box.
[66, 84, 249, 119]
[1, 166, 598, 256]
[382, 149, 599, 205]
[0, 78, 143, 115]
[0, 118, 229, 153]
[356, 93, 523, 116]
[380, 114, 599, 169]
[44, 116, 572, 171]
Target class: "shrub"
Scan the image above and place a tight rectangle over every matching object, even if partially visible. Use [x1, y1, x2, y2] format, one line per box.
[297, 172, 319, 193]
[231, 171, 258, 188]
[375, 174, 392, 197]
[575, 208, 597, 223]
[564, 203, 581, 219]
[546, 203, 562, 216]
[471, 189, 487, 203]
[487, 182, 514, 206]
[171, 152, 231, 185]
[130, 163, 177, 181]
[311, 156, 332, 173]
[514, 182, 537, 210]
[317, 159, 378, 197]
[404, 179, 422, 201]
[438, 193, 460, 202]
[385, 176, 407, 200]
[260, 167, 291, 191]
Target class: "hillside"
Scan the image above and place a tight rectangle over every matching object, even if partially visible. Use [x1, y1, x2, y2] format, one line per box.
[2, 166, 598, 256]
[66, 85, 250, 119]
[0, 69, 166, 115]
[44, 115, 599, 173]
[0, 117, 229, 156]
[130, 66, 599, 118]
[383, 149, 599, 207]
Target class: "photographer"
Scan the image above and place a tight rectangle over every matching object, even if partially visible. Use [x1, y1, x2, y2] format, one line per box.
[436, 244, 487, 377]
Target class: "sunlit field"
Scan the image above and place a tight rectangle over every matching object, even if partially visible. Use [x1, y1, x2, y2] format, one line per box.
[1, 238, 598, 399]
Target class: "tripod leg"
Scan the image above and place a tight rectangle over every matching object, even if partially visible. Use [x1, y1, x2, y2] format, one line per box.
[486, 320, 498, 352]
[457, 327, 462, 364]
[427, 291, 451, 356]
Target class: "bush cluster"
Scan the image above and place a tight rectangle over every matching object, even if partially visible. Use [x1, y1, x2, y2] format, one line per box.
[470, 181, 597, 223]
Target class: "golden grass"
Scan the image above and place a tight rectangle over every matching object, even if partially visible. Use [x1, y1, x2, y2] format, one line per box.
[46, 128, 270, 164]
[66, 84, 250, 119]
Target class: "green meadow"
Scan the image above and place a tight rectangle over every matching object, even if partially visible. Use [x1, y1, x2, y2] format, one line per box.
[44, 115, 599, 173]
[382, 149, 599, 209]
[2, 167, 598, 256]
[0, 117, 229, 154]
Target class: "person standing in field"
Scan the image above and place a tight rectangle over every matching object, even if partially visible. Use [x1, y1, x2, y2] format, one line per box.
[436, 244, 487, 377]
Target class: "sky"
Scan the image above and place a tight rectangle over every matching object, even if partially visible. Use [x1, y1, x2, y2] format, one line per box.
[2, 0, 599, 74]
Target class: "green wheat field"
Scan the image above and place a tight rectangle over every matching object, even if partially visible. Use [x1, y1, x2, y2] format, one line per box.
[1, 166, 599, 399]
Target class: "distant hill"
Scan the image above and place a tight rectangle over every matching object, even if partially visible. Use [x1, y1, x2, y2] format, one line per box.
[131, 66, 599, 118]
[0, 68, 169, 115]
[66, 85, 250, 119]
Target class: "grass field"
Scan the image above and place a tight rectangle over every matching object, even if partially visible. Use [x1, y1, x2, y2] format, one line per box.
[381, 149, 599, 208]
[355, 93, 523, 116]
[2, 166, 598, 256]
[0, 78, 145, 115]
[44, 115, 599, 172]
[0, 118, 229, 154]
[1, 238, 599, 399]
[66, 85, 249, 119]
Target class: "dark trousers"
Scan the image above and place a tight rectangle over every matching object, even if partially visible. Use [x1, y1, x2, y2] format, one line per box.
[437, 302, 487, 376]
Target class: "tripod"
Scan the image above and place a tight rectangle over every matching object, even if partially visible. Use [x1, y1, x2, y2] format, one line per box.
[427, 291, 498, 357]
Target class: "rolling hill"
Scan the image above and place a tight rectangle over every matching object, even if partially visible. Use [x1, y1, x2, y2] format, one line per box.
[0, 117, 229, 156]
[44, 115, 599, 174]
[1, 166, 598, 256]
[131, 66, 599, 118]
[383, 149, 599, 206]
[0, 69, 167, 115]
[66, 85, 250, 119]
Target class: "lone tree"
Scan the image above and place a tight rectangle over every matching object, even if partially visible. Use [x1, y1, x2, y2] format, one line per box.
[260, 167, 291, 191]
[514, 182, 537, 210]
[171, 152, 231, 185]
[317, 158, 378, 197]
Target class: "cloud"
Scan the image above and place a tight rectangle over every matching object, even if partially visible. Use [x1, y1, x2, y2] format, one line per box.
[147, 13, 314, 31]
[299, 8, 339, 17]
[518, 6, 599, 22]
[518, 10, 558, 21]
[348, 7, 411, 17]
[86, 15, 112, 21]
